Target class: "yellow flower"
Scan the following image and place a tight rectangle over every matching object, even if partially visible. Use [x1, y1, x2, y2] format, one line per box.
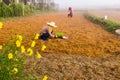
[31, 41, 36, 47]
[34, 33, 40, 40]
[41, 45, 46, 51]
[16, 40, 21, 47]
[36, 52, 41, 59]
[21, 45, 25, 53]
[43, 75, 48, 80]
[15, 50, 18, 54]
[27, 48, 33, 56]
[12, 68, 18, 74]
[0, 45, 2, 50]
[15, 59, 18, 62]
[0, 22, 3, 29]
[17, 35, 23, 42]
[8, 53, 13, 59]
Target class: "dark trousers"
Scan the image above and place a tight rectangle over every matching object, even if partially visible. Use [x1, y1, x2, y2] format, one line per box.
[68, 12, 73, 17]
[39, 33, 50, 41]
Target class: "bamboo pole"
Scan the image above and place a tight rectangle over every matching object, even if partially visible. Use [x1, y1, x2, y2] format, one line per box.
[14, 0, 19, 3]
[22, 3, 24, 16]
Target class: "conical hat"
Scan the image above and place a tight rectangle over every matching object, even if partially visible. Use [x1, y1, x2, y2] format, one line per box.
[47, 22, 57, 27]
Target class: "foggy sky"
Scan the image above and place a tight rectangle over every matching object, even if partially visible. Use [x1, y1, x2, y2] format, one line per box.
[54, 0, 120, 9]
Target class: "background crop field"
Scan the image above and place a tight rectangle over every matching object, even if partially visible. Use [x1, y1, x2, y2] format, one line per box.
[0, 12, 120, 56]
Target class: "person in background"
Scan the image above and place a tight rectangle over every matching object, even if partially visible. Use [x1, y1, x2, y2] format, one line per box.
[68, 7, 73, 18]
[39, 21, 57, 41]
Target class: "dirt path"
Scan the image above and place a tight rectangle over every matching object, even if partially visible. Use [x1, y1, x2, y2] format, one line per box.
[1, 12, 120, 79]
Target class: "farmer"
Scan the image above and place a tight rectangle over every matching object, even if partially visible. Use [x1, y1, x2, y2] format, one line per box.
[39, 21, 57, 41]
[68, 7, 73, 17]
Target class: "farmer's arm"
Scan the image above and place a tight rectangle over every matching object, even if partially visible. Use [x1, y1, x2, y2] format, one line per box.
[48, 27, 55, 38]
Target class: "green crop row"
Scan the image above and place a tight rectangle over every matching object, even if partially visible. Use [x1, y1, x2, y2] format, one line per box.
[84, 13, 120, 33]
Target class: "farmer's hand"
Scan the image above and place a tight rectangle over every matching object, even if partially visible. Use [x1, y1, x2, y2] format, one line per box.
[54, 35, 58, 38]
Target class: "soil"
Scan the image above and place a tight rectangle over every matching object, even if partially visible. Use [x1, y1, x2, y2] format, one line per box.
[25, 52, 120, 80]
[0, 12, 120, 80]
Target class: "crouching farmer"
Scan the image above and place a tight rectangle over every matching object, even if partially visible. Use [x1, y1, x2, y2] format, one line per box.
[39, 22, 57, 41]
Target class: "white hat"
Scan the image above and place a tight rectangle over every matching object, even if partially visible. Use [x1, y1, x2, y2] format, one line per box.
[47, 22, 57, 27]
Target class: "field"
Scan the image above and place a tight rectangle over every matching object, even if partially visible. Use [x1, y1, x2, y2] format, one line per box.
[0, 12, 120, 79]
[88, 10, 120, 22]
